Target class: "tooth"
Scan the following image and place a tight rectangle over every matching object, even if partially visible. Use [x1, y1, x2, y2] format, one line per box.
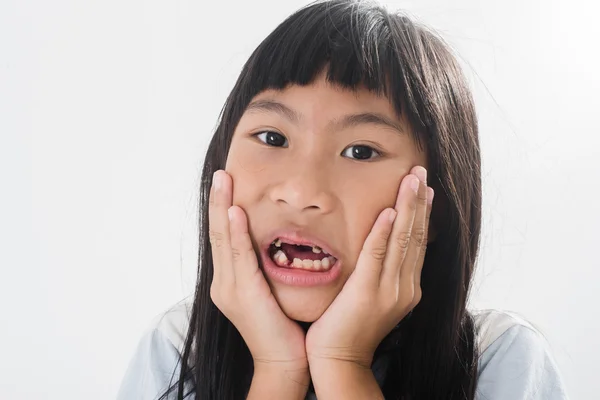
[313, 259, 322, 270]
[289, 257, 335, 270]
[275, 239, 282, 247]
[274, 250, 288, 265]
[312, 245, 322, 254]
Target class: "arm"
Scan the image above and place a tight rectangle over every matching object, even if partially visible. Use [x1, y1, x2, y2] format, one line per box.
[309, 360, 384, 400]
[247, 364, 310, 400]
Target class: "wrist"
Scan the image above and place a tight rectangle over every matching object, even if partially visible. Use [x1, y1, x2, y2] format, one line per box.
[308, 357, 372, 375]
[308, 359, 382, 400]
[249, 360, 310, 400]
[307, 351, 373, 370]
[253, 360, 310, 380]
[253, 356, 309, 374]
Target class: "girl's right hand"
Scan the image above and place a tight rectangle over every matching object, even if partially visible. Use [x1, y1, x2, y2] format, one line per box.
[208, 170, 309, 376]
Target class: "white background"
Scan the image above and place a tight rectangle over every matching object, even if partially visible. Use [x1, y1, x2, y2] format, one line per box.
[1, 0, 598, 398]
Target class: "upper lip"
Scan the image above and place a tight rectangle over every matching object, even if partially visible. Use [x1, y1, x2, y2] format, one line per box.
[263, 228, 339, 259]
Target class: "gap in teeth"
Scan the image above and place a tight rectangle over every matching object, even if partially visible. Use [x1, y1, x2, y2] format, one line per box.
[271, 238, 329, 255]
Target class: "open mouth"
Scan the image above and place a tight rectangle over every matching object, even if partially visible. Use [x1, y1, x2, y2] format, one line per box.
[267, 238, 338, 272]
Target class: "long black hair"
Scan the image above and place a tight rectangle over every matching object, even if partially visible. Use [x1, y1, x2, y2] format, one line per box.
[162, 0, 482, 398]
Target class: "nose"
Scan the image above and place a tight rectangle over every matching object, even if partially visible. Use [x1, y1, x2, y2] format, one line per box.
[269, 162, 335, 215]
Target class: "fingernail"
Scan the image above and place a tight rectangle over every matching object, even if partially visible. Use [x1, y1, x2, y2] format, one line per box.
[228, 207, 234, 222]
[414, 167, 427, 183]
[427, 187, 434, 205]
[213, 171, 222, 191]
[410, 176, 419, 193]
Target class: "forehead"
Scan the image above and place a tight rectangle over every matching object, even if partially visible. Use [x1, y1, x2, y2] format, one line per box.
[248, 73, 406, 128]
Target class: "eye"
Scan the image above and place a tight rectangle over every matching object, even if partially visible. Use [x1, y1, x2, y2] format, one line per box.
[342, 145, 381, 161]
[254, 131, 288, 147]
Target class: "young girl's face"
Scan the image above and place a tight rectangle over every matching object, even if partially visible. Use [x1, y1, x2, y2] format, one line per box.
[225, 71, 429, 322]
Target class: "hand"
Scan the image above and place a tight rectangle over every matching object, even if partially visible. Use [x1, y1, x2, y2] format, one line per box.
[208, 170, 309, 376]
[306, 166, 434, 368]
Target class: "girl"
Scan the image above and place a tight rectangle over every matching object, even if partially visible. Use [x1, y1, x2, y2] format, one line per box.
[118, 0, 569, 399]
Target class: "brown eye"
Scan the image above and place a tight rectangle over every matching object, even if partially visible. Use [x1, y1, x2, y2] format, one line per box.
[255, 131, 288, 147]
[342, 145, 380, 160]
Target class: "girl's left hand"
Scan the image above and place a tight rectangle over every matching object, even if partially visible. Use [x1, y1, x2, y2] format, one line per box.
[305, 166, 434, 368]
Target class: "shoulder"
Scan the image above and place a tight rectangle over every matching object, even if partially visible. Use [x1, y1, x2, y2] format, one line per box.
[471, 308, 538, 353]
[471, 309, 570, 400]
[149, 298, 193, 352]
[116, 298, 194, 400]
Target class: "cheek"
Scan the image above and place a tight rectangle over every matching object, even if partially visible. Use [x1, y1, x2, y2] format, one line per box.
[226, 139, 280, 176]
[225, 142, 264, 203]
[343, 206, 380, 266]
[340, 178, 401, 266]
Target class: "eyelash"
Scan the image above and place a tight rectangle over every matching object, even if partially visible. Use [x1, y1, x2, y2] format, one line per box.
[253, 130, 382, 161]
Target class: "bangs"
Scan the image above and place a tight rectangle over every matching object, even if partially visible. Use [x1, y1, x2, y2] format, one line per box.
[232, 0, 453, 153]
[245, 0, 401, 108]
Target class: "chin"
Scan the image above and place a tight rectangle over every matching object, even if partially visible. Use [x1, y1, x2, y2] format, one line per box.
[270, 285, 337, 323]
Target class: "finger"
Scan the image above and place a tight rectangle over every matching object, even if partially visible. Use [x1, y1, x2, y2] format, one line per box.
[380, 173, 420, 284]
[228, 205, 261, 283]
[353, 207, 397, 288]
[414, 187, 434, 289]
[398, 166, 429, 284]
[208, 170, 234, 283]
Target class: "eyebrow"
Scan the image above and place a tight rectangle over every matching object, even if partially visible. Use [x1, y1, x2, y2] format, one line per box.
[245, 99, 405, 136]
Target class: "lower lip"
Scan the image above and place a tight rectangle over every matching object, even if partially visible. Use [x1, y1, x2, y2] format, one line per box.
[261, 250, 342, 287]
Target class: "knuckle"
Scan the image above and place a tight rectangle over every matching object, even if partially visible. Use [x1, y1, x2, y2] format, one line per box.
[395, 231, 411, 250]
[412, 227, 426, 247]
[231, 247, 241, 261]
[209, 229, 224, 247]
[231, 241, 254, 262]
[369, 243, 387, 261]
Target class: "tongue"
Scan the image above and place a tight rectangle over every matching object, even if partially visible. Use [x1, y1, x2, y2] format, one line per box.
[281, 243, 325, 261]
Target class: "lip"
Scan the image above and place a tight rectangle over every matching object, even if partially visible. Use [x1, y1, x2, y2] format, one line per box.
[260, 228, 343, 287]
[260, 248, 343, 287]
